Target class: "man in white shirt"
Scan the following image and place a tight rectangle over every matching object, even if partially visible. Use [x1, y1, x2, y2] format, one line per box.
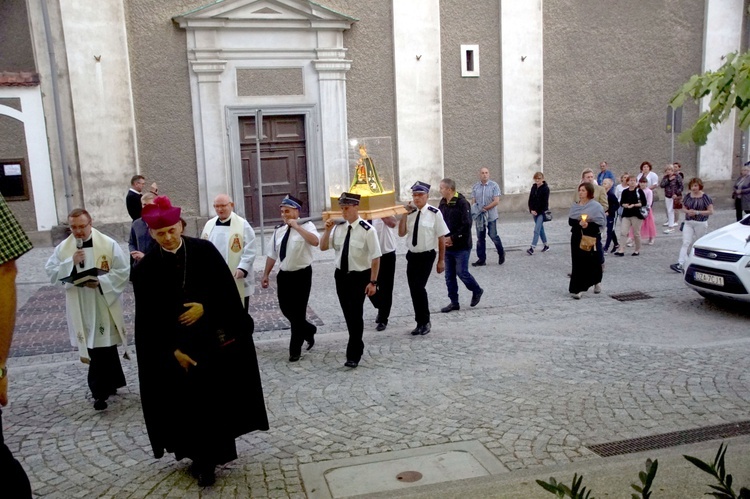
[201, 194, 256, 309]
[398, 181, 449, 336]
[261, 195, 320, 362]
[321, 193, 381, 368]
[368, 217, 398, 331]
[45, 208, 130, 411]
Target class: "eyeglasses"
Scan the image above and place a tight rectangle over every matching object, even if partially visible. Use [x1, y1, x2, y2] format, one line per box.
[70, 222, 91, 230]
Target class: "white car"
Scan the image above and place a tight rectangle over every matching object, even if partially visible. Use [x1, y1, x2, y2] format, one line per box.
[683, 215, 750, 302]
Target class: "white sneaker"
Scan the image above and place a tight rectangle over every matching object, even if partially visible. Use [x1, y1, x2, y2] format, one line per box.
[572, 292, 582, 300]
[647, 239, 655, 245]
[663, 228, 674, 234]
[662, 222, 670, 226]
[626, 241, 634, 247]
[594, 283, 601, 294]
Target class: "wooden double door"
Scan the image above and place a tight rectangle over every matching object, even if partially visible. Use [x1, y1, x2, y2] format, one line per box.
[239, 115, 309, 227]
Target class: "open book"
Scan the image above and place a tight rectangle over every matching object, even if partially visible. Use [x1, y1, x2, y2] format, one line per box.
[61, 267, 108, 287]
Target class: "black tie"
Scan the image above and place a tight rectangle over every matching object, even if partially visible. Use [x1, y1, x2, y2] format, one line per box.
[279, 226, 290, 262]
[340, 225, 352, 273]
[411, 210, 420, 247]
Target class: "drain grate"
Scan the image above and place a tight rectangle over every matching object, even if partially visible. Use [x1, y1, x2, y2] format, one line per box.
[610, 291, 653, 302]
[587, 421, 750, 457]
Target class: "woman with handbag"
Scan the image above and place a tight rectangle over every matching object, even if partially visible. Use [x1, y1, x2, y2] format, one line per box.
[615, 175, 646, 256]
[527, 171, 551, 255]
[568, 182, 606, 299]
[660, 164, 683, 232]
[670, 178, 714, 273]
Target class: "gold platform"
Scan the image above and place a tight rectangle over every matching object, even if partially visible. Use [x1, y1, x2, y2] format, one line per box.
[330, 191, 396, 212]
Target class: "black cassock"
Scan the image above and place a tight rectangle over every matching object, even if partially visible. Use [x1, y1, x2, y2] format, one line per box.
[132, 236, 268, 465]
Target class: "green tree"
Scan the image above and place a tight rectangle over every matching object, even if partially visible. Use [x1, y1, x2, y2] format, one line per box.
[670, 50, 750, 145]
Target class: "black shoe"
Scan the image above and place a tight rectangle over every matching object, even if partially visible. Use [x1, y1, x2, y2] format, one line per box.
[197, 468, 216, 487]
[526, 247, 534, 256]
[410, 326, 422, 335]
[188, 463, 201, 478]
[670, 263, 684, 273]
[289, 355, 301, 362]
[376, 323, 387, 331]
[94, 399, 108, 411]
[471, 260, 486, 267]
[441, 302, 460, 313]
[470, 288, 484, 307]
[419, 322, 431, 335]
[305, 337, 315, 351]
[541, 245, 550, 253]
[498, 254, 505, 265]
[344, 360, 358, 368]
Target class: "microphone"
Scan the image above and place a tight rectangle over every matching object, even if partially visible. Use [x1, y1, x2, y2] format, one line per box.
[75, 238, 85, 268]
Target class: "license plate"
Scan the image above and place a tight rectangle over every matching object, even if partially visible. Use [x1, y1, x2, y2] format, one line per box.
[694, 271, 724, 286]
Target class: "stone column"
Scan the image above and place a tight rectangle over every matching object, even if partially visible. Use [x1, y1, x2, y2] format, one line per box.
[313, 49, 351, 211]
[392, 0, 443, 200]
[190, 60, 227, 215]
[501, 0, 543, 194]
[697, 0, 744, 180]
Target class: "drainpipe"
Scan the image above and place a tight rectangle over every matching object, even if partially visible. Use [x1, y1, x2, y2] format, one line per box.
[39, 0, 73, 213]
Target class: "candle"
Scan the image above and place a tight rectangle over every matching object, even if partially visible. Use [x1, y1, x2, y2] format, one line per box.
[581, 214, 588, 222]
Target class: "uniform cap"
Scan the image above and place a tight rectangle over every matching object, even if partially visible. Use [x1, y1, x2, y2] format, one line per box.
[280, 194, 303, 210]
[338, 192, 361, 206]
[411, 181, 431, 193]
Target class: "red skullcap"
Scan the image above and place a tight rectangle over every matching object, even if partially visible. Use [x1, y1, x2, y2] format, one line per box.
[141, 196, 181, 229]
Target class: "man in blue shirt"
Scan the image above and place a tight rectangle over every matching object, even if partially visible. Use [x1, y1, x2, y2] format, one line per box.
[597, 161, 616, 188]
[470, 167, 505, 266]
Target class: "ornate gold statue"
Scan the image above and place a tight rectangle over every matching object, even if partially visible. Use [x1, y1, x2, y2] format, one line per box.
[349, 144, 385, 195]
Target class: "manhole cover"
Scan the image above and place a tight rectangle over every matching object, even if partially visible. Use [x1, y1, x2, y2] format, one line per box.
[396, 471, 423, 483]
[610, 291, 653, 302]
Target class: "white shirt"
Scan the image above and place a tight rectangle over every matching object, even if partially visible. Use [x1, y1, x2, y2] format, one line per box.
[372, 218, 398, 254]
[404, 204, 450, 253]
[267, 220, 319, 272]
[330, 217, 382, 272]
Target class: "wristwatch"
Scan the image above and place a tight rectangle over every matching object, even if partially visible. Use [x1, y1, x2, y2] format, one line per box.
[369, 280, 378, 285]
[0, 366, 7, 381]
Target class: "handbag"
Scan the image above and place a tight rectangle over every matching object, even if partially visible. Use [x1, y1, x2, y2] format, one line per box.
[673, 194, 683, 210]
[579, 234, 597, 251]
[638, 205, 650, 219]
[543, 210, 553, 222]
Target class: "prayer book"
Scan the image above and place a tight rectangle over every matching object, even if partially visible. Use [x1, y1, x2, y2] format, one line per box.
[61, 267, 108, 287]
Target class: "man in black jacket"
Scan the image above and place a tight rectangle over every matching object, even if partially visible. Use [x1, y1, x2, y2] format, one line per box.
[438, 179, 483, 312]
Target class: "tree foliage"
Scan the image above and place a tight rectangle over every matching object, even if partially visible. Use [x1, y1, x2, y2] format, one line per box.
[670, 50, 750, 145]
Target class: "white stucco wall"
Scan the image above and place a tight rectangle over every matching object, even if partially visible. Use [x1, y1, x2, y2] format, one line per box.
[0, 86, 57, 230]
[697, 0, 743, 180]
[501, 0, 543, 194]
[59, 0, 138, 223]
[392, 0, 444, 199]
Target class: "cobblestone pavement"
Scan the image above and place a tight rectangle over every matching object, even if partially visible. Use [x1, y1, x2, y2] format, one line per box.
[5, 210, 750, 497]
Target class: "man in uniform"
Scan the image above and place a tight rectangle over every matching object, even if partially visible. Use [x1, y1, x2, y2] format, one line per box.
[398, 181, 449, 336]
[45, 208, 130, 411]
[368, 216, 398, 331]
[261, 195, 320, 362]
[471, 167, 505, 266]
[201, 194, 256, 309]
[321, 193, 381, 368]
[0, 194, 33, 497]
[438, 178, 483, 312]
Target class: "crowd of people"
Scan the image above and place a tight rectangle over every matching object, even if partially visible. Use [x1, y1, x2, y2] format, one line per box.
[560, 160, 750, 299]
[1, 159, 746, 494]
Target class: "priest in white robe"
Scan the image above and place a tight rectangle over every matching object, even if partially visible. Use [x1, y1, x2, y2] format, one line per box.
[201, 194, 256, 309]
[45, 208, 130, 411]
